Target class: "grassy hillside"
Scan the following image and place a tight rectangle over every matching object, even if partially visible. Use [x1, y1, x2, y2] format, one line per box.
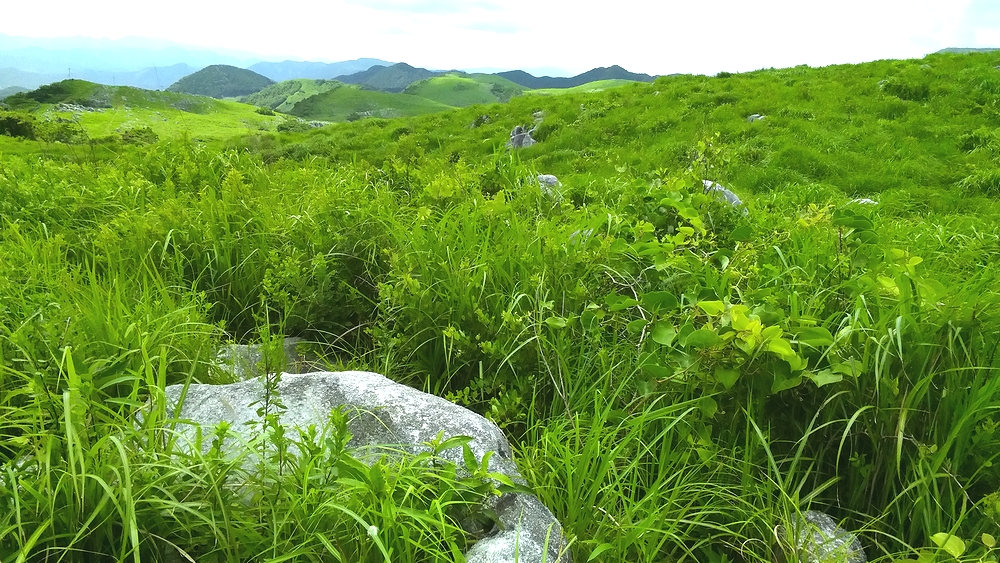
[287, 83, 453, 121]
[167, 64, 274, 98]
[4, 52, 1000, 563]
[242, 78, 344, 113]
[335, 62, 437, 92]
[403, 73, 525, 105]
[526, 78, 638, 95]
[0, 79, 280, 147]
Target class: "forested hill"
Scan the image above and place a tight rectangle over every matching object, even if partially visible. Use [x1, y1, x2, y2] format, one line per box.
[167, 64, 274, 98]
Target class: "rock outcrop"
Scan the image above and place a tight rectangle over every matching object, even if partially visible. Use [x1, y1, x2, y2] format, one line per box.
[507, 124, 537, 149]
[779, 510, 866, 563]
[703, 179, 749, 215]
[163, 371, 570, 563]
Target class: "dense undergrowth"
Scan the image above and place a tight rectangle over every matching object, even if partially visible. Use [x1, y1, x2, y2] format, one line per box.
[2, 52, 1000, 562]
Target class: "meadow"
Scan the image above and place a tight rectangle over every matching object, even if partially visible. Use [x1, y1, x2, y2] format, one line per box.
[2, 51, 1000, 562]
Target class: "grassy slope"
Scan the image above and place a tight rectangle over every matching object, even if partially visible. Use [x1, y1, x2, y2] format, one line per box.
[403, 73, 526, 105]
[242, 78, 344, 113]
[526, 78, 638, 95]
[5, 52, 1000, 563]
[3, 79, 280, 143]
[287, 83, 454, 121]
[257, 52, 1000, 204]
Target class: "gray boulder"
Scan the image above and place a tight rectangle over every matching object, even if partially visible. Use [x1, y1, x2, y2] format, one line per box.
[703, 180, 749, 215]
[215, 337, 321, 381]
[747, 113, 766, 123]
[537, 174, 560, 187]
[163, 371, 570, 563]
[507, 125, 537, 149]
[780, 510, 866, 563]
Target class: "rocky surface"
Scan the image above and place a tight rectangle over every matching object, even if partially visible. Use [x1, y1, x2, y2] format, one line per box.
[163, 370, 570, 563]
[703, 179, 749, 215]
[507, 124, 537, 149]
[781, 510, 866, 563]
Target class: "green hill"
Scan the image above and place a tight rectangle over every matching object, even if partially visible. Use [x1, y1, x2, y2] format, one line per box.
[167, 64, 274, 99]
[1, 79, 279, 145]
[403, 73, 525, 105]
[335, 62, 437, 92]
[242, 79, 344, 113]
[287, 83, 453, 121]
[525, 78, 638, 96]
[0, 85, 28, 100]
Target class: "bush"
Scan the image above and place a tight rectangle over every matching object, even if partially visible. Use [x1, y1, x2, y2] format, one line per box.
[0, 111, 37, 139]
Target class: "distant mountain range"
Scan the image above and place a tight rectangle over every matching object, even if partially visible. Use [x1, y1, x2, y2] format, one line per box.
[497, 66, 656, 89]
[935, 47, 1000, 54]
[333, 63, 656, 94]
[249, 59, 392, 82]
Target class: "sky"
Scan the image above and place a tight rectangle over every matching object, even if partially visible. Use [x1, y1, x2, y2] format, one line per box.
[2, 0, 1000, 76]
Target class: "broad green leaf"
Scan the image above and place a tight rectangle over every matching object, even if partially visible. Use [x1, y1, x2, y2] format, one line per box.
[683, 329, 723, 348]
[796, 327, 834, 347]
[715, 368, 740, 389]
[640, 363, 671, 378]
[806, 369, 843, 387]
[771, 375, 802, 394]
[766, 337, 795, 358]
[545, 316, 568, 328]
[930, 533, 966, 558]
[650, 322, 677, 346]
[730, 225, 753, 241]
[697, 300, 726, 316]
[832, 359, 862, 377]
[641, 291, 678, 311]
[983, 533, 996, 548]
[605, 294, 639, 311]
[626, 319, 648, 334]
[581, 309, 605, 331]
[698, 396, 718, 418]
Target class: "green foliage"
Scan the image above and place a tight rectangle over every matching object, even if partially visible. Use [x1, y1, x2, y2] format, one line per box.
[4, 51, 1000, 563]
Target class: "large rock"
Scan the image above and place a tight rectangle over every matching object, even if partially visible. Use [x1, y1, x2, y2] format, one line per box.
[507, 125, 537, 149]
[163, 371, 570, 563]
[780, 510, 866, 563]
[703, 179, 749, 215]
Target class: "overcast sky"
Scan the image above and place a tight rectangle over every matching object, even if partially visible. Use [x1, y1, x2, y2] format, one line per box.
[2, 0, 1000, 76]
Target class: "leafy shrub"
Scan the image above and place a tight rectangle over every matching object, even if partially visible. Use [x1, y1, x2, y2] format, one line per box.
[119, 126, 159, 145]
[255, 106, 275, 116]
[0, 111, 37, 139]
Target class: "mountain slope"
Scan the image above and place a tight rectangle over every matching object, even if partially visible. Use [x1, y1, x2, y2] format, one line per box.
[403, 73, 525, 105]
[2, 79, 280, 141]
[0, 85, 29, 100]
[498, 65, 655, 89]
[167, 65, 274, 98]
[335, 63, 438, 93]
[242, 79, 344, 113]
[287, 84, 453, 121]
[249, 59, 391, 82]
